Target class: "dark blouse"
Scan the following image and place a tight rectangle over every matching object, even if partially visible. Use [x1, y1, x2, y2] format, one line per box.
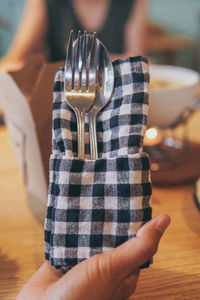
[45, 0, 135, 61]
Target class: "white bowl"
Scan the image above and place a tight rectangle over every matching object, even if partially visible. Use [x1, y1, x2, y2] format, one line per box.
[148, 64, 199, 128]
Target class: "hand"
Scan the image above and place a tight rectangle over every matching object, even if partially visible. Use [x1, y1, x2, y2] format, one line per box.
[16, 214, 170, 300]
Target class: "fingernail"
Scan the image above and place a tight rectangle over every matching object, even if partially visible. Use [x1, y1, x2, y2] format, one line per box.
[155, 215, 171, 234]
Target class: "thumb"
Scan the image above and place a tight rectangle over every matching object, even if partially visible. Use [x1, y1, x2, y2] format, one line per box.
[110, 214, 171, 278]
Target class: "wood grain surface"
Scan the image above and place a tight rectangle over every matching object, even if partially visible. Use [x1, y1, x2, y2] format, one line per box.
[0, 126, 44, 300]
[0, 110, 200, 300]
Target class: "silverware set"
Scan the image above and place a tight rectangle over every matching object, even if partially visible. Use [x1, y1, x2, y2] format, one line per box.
[64, 30, 114, 160]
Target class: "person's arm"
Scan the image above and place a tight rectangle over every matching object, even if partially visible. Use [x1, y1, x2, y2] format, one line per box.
[0, 0, 48, 72]
[124, 0, 148, 57]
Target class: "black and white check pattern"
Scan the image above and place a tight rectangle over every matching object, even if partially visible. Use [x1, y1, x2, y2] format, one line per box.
[45, 56, 152, 272]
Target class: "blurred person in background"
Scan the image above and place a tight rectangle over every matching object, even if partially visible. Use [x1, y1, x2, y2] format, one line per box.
[0, 0, 148, 72]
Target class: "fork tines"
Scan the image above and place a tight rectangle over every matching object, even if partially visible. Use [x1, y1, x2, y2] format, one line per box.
[65, 30, 97, 93]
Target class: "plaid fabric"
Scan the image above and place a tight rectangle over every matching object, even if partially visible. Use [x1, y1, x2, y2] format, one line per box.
[44, 56, 152, 272]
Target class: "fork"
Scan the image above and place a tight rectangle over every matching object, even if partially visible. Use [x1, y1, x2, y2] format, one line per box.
[64, 30, 97, 159]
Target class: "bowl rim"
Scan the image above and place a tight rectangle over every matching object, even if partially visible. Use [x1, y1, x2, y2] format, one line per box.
[149, 64, 199, 93]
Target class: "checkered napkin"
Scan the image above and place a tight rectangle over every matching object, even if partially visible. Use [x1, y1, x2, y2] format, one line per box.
[44, 56, 152, 272]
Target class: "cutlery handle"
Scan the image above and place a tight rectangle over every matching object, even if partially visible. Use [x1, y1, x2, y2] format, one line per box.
[75, 110, 85, 159]
[89, 112, 98, 160]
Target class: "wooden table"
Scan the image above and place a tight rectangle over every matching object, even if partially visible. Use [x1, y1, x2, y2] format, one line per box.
[0, 109, 200, 299]
[0, 126, 44, 300]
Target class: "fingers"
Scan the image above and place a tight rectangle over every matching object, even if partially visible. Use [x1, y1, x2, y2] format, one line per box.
[121, 269, 140, 299]
[16, 262, 63, 299]
[136, 214, 171, 238]
[39, 262, 64, 282]
[110, 214, 171, 278]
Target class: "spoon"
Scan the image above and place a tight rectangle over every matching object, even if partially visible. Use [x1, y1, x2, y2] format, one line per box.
[87, 36, 114, 160]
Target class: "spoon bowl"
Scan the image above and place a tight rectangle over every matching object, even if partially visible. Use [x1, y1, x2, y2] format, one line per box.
[87, 36, 114, 160]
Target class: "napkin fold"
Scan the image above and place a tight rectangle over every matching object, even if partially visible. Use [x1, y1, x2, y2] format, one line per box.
[44, 56, 152, 272]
